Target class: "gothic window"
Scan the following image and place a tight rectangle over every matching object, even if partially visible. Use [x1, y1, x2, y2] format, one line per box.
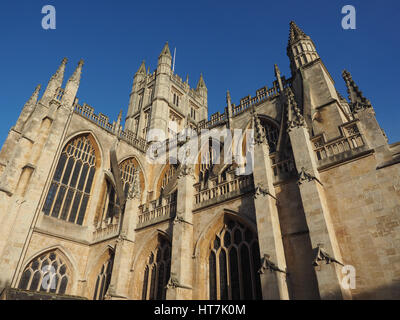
[143, 111, 151, 138]
[208, 218, 262, 300]
[93, 252, 114, 300]
[260, 118, 279, 153]
[99, 158, 139, 227]
[120, 158, 138, 199]
[191, 107, 196, 120]
[18, 251, 70, 295]
[142, 237, 171, 300]
[173, 93, 180, 107]
[43, 135, 97, 225]
[139, 94, 144, 109]
[103, 181, 119, 224]
[161, 165, 176, 190]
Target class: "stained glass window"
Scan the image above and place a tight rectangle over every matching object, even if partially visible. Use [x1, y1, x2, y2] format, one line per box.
[43, 135, 97, 225]
[142, 237, 171, 300]
[93, 252, 114, 300]
[208, 218, 262, 300]
[18, 251, 70, 295]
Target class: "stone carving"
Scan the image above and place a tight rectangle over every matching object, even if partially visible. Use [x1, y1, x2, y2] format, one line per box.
[342, 70, 372, 114]
[286, 88, 305, 132]
[250, 109, 267, 145]
[177, 163, 194, 179]
[258, 254, 286, 274]
[313, 244, 344, 267]
[254, 183, 277, 201]
[297, 167, 322, 186]
[128, 169, 141, 200]
[165, 273, 192, 290]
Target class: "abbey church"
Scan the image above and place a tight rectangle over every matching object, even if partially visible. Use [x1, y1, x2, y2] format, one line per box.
[0, 21, 399, 300]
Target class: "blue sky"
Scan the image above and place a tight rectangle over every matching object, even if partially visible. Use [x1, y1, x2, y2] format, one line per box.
[0, 0, 399, 145]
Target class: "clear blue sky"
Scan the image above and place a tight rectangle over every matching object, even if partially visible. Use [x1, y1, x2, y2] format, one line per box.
[0, 0, 399, 145]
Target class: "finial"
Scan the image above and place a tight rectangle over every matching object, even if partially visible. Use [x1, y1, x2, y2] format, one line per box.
[51, 57, 68, 81]
[197, 73, 206, 90]
[137, 60, 146, 75]
[67, 59, 84, 84]
[342, 69, 372, 111]
[26, 84, 41, 106]
[288, 21, 310, 46]
[160, 42, 172, 58]
[274, 64, 281, 76]
[226, 90, 231, 104]
[118, 109, 123, 123]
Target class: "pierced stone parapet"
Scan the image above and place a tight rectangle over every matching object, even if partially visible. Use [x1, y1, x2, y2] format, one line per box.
[194, 175, 253, 209]
[73, 102, 148, 153]
[137, 201, 177, 229]
[312, 121, 368, 167]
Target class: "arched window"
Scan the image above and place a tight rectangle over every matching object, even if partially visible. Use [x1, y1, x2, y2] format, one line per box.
[142, 236, 171, 300]
[120, 158, 138, 199]
[43, 135, 97, 225]
[97, 158, 141, 229]
[209, 218, 262, 300]
[259, 118, 279, 153]
[103, 180, 119, 223]
[18, 251, 70, 295]
[93, 252, 114, 300]
[161, 165, 176, 190]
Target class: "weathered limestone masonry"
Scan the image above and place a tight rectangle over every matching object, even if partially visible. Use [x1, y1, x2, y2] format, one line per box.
[0, 21, 399, 300]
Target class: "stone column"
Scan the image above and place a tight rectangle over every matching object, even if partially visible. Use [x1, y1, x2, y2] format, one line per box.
[288, 123, 350, 300]
[251, 115, 289, 300]
[106, 168, 142, 300]
[166, 164, 196, 300]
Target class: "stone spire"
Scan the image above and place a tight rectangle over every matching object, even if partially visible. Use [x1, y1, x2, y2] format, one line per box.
[41, 58, 67, 103]
[288, 21, 310, 46]
[26, 84, 41, 107]
[117, 109, 123, 124]
[274, 64, 284, 91]
[67, 59, 84, 84]
[196, 73, 206, 90]
[15, 85, 41, 131]
[287, 21, 319, 74]
[157, 42, 172, 74]
[226, 90, 233, 127]
[62, 60, 84, 106]
[226, 90, 231, 106]
[342, 70, 372, 112]
[136, 60, 146, 75]
[286, 87, 305, 132]
[160, 42, 172, 58]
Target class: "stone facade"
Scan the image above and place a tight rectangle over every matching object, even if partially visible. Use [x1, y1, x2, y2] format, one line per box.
[0, 21, 399, 300]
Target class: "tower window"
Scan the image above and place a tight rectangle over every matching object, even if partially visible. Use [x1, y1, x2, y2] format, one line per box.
[42, 135, 97, 225]
[173, 93, 180, 107]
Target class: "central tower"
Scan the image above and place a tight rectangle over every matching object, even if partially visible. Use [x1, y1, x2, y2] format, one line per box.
[125, 43, 208, 141]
